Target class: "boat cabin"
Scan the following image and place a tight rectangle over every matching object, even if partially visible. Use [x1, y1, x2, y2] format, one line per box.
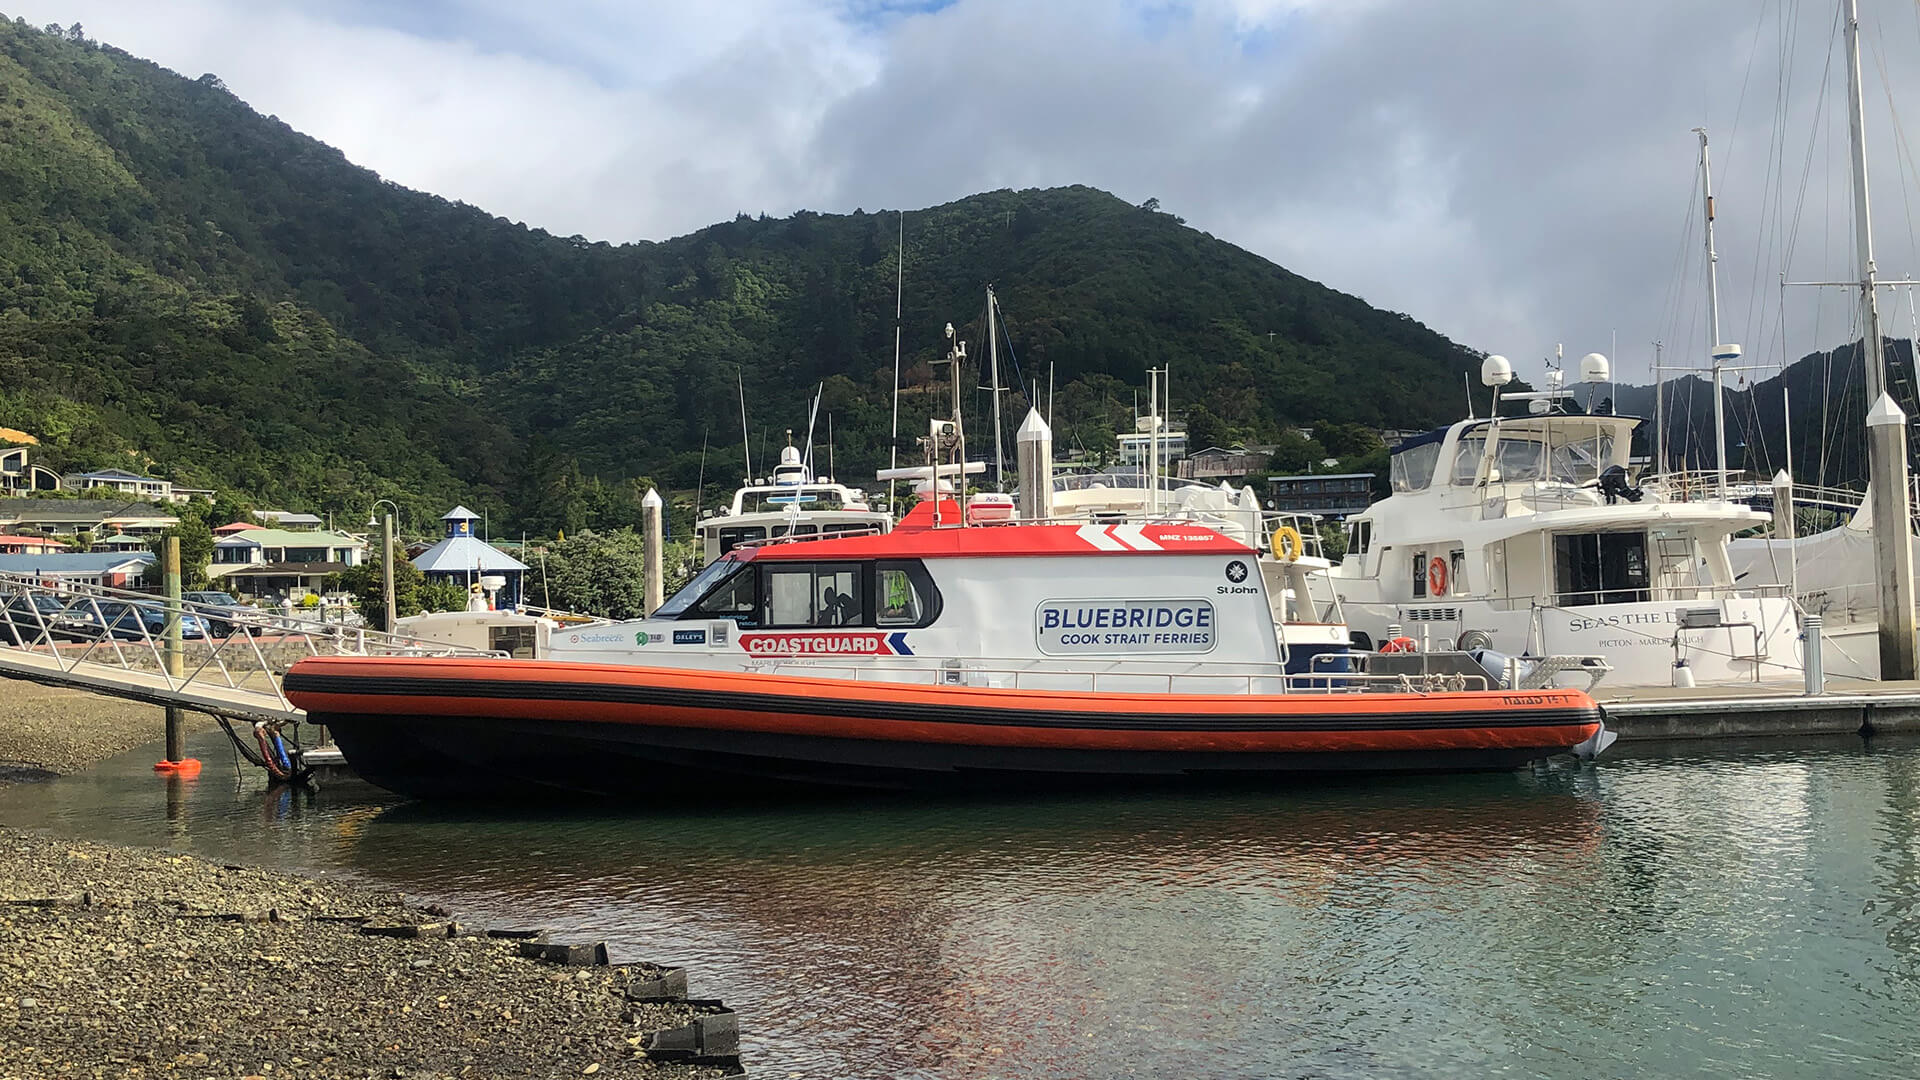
[695, 445, 892, 561]
[552, 499, 1302, 679]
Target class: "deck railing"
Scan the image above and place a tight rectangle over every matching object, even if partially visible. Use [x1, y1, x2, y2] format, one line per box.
[0, 570, 491, 716]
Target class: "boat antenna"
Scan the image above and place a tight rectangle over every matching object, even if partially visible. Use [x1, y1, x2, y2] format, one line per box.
[827, 413, 835, 481]
[802, 382, 824, 478]
[737, 368, 753, 483]
[693, 428, 708, 522]
[1464, 371, 1475, 420]
[888, 211, 904, 513]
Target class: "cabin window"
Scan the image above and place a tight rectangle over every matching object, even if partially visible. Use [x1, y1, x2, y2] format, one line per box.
[658, 559, 754, 619]
[1345, 519, 1372, 557]
[763, 563, 864, 627]
[771, 524, 818, 539]
[691, 566, 757, 619]
[877, 567, 924, 625]
[1389, 442, 1441, 492]
[1412, 551, 1427, 598]
[1553, 531, 1650, 605]
[824, 522, 876, 536]
[716, 526, 765, 556]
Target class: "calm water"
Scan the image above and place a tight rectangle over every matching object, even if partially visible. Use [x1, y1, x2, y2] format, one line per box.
[6, 731, 1920, 1078]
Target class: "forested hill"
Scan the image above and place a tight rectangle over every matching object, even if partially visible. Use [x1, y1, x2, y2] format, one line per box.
[0, 16, 1484, 533]
[1610, 339, 1920, 490]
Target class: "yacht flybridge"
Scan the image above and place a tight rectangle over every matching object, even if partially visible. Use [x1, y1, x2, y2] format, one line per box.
[695, 441, 892, 562]
[1327, 355, 1805, 690]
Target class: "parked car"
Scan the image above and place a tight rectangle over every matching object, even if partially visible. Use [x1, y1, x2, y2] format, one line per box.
[0, 594, 95, 644]
[182, 590, 268, 637]
[70, 599, 209, 642]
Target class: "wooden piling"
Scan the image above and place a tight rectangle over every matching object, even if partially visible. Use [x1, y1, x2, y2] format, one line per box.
[163, 537, 184, 765]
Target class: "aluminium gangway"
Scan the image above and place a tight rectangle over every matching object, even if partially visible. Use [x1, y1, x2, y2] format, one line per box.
[0, 569, 484, 727]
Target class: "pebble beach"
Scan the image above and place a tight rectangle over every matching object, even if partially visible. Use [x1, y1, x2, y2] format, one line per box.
[0, 686, 740, 1080]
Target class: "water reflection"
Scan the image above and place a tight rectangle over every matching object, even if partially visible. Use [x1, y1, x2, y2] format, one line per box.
[4, 734, 1920, 1078]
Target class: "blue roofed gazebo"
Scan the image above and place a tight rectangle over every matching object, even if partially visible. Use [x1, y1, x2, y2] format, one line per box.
[411, 506, 528, 609]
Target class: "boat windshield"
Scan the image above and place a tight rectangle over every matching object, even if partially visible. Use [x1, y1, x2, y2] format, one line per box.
[1451, 432, 1616, 486]
[654, 558, 742, 618]
[1390, 442, 1442, 492]
[739, 487, 856, 514]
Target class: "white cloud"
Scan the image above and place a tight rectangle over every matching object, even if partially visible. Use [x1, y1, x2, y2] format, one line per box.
[9, 0, 1920, 384]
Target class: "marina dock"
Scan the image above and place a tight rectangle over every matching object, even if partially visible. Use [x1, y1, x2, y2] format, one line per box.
[1598, 680, 1920, 740]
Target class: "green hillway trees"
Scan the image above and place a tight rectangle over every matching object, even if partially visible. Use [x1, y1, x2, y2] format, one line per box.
[0, 18, 1482, 536]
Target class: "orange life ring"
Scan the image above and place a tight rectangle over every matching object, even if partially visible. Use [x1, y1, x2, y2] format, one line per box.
[1427, 556, 1448, 597]
[1380, 636, 1418, 653]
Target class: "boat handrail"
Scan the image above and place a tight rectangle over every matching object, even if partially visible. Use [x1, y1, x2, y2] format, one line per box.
[1405, 580, 1789, 614]
[747, 656, 1492, 695]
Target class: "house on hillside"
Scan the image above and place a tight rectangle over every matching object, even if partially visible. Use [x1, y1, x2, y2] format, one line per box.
[0, 499, 178, 538]
[92, 533, 153, 553]
[252, 510, 325, 531]
[209, 527, 367, 600]
[1178, 445, 1273, 481]
[1264, 472, 1377, 519]
[0, 551, 155, 588]
[0, 534, 69, 555]
[61, 468, 200, 503]
[412, 506, 528, 609]
[1, 443, 62, 496]
[1116, 420, 1187, 471]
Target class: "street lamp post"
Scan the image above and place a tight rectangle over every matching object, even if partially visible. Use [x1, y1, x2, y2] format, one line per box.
[367, 500, 400, 632]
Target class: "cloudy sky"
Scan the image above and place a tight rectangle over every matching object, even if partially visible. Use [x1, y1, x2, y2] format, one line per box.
[12, 0, 1920, 385]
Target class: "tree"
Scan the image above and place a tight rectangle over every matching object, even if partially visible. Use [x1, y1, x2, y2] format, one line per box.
[1183, 404, 1230, 452]
[535, 529, 649, 619]
[334, 542, 426, 630]
[1267, 431, 1329, 474]
[1313, 420, 1384, 460]
[417, 579, 468, 614]
[143, 516, 215, 589]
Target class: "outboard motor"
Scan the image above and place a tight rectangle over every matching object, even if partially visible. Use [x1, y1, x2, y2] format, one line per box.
[1598, 465, 1643, 504]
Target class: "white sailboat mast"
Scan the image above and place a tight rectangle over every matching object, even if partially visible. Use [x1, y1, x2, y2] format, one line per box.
[1843, 0, 1918, 679]
[1695, 128, 1731, 497]
[1652, 340, 1664, 475]
[988, 285, 1006, 492]
[888, 212, 904, 512]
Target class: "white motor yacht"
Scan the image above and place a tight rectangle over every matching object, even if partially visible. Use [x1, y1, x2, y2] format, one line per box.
[1325, 357, 1805, 690]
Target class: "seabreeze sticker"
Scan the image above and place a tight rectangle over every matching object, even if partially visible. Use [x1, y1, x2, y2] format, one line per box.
[1035, 599, 1216, 655]
[739, 631, 913, 657]
[672, 629, 707, 645]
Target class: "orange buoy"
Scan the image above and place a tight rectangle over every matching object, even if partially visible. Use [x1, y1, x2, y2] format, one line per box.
[1427, 556, 1449, 597]
[1380, 636, 1419, 653]
[153, 758, 202, 777]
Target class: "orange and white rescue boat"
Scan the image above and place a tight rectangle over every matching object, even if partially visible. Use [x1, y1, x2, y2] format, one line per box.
[286, 498, 1609, 798]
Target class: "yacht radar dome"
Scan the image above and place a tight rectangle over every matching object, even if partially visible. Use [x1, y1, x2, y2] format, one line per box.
[1580, 352, 1610, 383]
[1712, 343, 1743, 362]
[1480, 355, 1513, 386]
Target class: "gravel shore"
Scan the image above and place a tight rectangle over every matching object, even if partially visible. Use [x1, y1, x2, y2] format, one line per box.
[0, 683, 212, 779]
[0, 827, 739, 1079]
